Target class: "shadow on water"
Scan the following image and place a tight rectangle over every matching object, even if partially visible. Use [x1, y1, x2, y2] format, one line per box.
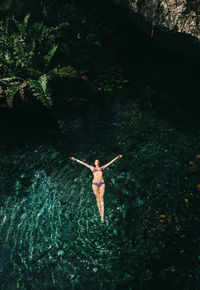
[0, 103, 59, 148]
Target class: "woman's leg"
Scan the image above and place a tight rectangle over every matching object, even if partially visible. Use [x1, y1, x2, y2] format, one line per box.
[99, 184, 105, 222]
[92, 184, 102, 219]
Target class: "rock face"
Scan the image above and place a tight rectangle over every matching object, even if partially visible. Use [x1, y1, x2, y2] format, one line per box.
[115, 0, 200, 61]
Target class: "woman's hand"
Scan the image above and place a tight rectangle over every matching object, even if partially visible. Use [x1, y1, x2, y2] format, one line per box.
[69, 156, 76, 161]
[117, 154, 123, 159]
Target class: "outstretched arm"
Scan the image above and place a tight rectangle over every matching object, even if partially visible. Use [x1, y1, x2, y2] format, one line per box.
[69, 156, 93, 170]
[102, 154, 122, 170]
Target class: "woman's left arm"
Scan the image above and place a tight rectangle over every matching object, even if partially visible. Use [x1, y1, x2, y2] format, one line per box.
[102, 154, 122, 169]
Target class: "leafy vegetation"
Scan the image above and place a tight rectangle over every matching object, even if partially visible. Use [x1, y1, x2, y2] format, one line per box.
[0, 15, 78, 108]
[0, 2, 128, 109]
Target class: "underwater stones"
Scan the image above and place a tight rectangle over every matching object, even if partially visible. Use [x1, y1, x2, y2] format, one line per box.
[59, 195, 68, 205]
[57, 250, 64, 256]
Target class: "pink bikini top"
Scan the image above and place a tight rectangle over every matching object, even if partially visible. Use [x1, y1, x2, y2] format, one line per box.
[93, 167, 103, 173]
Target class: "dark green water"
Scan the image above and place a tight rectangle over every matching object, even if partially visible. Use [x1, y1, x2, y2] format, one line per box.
[0, 90, 200, 289]
[0, 96, 133, 289]
[0, 22, 200, 288]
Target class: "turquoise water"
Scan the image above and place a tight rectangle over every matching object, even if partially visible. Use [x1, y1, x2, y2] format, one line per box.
[0, 96, 135, 289]
[0, 91, 200, 289]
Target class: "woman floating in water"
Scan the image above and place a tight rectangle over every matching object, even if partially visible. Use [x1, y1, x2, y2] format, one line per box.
[69, 155, 123, 222]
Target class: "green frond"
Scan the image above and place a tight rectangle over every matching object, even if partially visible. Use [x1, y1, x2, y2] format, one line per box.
[39, 74, 48, 93]
[49, 65, 78, 79]
[26, 68, 41, 79]
[28, 78, 53, 108]
[0, 86, 3, 97]
[44, 44, 58, 72]
[24, 14, 30, 26]
[5, 81, 22, 107]
[0, 77, 20, 84]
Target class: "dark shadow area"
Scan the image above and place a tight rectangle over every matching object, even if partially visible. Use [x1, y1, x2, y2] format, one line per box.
[107, 3, 200, 131]
[0, 0, 199, 140]
[0, 102, 59, 148]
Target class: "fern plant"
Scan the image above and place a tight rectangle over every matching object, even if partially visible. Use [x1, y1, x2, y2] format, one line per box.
[0, 14, 78, 108]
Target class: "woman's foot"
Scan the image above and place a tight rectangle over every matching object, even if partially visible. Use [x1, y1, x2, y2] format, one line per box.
[101, 217, 104, 222]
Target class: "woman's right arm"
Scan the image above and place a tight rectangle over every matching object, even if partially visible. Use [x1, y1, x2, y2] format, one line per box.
[69, 156, 93, 170]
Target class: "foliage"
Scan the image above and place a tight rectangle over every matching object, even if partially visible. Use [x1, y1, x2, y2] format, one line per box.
[0, 15, 78, 108]
[0, 0, 129, 109]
